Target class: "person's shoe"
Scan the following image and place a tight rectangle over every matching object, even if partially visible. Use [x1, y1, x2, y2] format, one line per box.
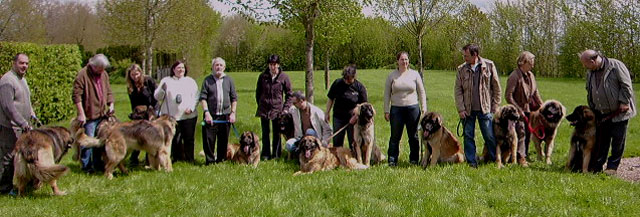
[7, 188, 17, 197]
[388, 157, 397, 167]
[469, 163, 478, 169]
[409, 160, 418, 165]
[518, 157, 529, 168]
[604, 169, 617, 176]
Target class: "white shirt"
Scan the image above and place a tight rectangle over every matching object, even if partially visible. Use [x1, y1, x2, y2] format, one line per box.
[154, 76, 199, 120]
[214, 73, 226, 115]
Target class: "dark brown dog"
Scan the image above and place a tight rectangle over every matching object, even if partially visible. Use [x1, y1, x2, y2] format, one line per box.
[529, 100, 565, 164]
[294, 136, 367, 175]
[128, 105, 156, 120]
[13, 126, 74, 196]
[278, 112, 294, 140]
[492, 105, 521, 168]
[226, 131, 261, 167]
[419, 112, 464, 168]
[352, 102, 386, 166]
[566, 105, 596, 173]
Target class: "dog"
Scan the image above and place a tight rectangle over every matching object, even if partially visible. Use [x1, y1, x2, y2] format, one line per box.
[128, 105, 156, 120]
[74, 115, 177, 179]
[278, 112, 295, 140]
[529, 100, 565, 164]
[352, 102, 386, 166]
[419, 112, 464, 168]
[492, 105, 521, 168]
[13, 126, 74, 196]
[294, 136, 367, 175]
[565, 105, 596, 173]
[226, 131, 261, 167]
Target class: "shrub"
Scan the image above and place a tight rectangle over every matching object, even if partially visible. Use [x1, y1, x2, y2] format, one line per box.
[0, 42, 82, 124]
[108, 58, 133, 84]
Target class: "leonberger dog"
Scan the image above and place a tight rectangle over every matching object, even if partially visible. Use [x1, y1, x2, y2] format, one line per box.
[492, 105, 521, 168]
[74, 115, 177, 179]
[226, 131, 261, 167]
[565, 105, 596, 173]
[419, 112, 464, 168]
[529, 100, 565, 165]
[352, 102, 386, 166]
[13, 126, 74, 196]
[294, 136, 367, 175]
[128, 105, 156, 120]
[278, 112, 295, 140]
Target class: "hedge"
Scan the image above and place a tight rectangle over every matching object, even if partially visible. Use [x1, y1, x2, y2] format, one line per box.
[0, 42, 82, 125]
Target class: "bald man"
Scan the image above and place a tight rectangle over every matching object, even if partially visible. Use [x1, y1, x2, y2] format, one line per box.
[580, 50, 636, 175]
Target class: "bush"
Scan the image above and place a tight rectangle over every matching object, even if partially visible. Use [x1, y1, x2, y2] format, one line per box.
[108, 58, 133, 84]
[0, 42, 82, 125]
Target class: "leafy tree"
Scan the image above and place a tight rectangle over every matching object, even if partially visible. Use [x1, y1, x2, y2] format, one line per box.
[0, 0, 47, 43]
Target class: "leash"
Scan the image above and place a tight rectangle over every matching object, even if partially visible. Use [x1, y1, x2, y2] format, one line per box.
[457, 118, 465, 137]
[202, 119, 240, 139]
[523, 115, 545, 140]
[156, 84, 171, 117]
[324, 123, 350, 144]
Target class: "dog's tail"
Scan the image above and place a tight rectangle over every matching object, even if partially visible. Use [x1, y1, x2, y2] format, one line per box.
[72, 128, 102, 161]
[15, 137, 70, 183]
[28, 163, 69, 183]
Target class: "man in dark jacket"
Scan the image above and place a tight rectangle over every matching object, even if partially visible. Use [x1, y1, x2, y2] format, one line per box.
[255, 55, 292, 160]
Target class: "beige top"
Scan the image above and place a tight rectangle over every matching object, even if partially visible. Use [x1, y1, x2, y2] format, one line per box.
[383, 69, 427, 113]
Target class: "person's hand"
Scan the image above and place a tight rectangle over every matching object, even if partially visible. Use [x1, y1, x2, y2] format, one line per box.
[204, 112, 213, 124]
[184, 108, 193, 114]
[349, 115, 357, 125]
[620, 104, 630, 113]
[385, 113, 390, 122]
[458, 111, 468, 119]
[162, 83, 167, 91]
[108, 104, 115, 114]
[20, 122, 32, 131]
[77, 113, 86, 124]
[229, 112, 236, 123]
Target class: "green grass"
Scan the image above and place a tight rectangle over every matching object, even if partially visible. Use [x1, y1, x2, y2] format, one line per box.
[1, 69, 639, 216]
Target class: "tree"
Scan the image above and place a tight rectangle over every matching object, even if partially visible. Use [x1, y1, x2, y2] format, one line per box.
[0, 0, 47, 43]
[227, 0, 363, 103]
[375, 0, 465, 78]
[44, 1, 105, 51]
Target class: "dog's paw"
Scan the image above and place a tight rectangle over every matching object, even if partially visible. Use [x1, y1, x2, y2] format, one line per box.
[54, 190, 67, 196]
[545, 158, 552, 165]
[497, 163, 504, 169]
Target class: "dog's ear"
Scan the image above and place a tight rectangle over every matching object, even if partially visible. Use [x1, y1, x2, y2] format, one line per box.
[314, 137, 323, 148]
[352, 103, 361, 116]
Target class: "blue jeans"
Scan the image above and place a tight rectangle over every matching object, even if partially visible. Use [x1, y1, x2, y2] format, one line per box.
[285, 129, 318, 152]
[463, 111, 496, 166]
[81, 119, 104, 172]
[388, 105, 421, 164]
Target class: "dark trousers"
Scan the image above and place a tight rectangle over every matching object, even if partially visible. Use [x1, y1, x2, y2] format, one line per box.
[516, 112, 530, 159]
[590, 119, 628, 172]
[0, 126, 18, 193]
[172, 117, 197, 162]
[202, 114, 230, 164]
[388, 105, 421, 164]
[260, 117, 282, 159]
[332, 116, 354, 149]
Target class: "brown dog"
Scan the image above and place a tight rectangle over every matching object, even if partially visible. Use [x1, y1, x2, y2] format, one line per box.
[74, 115, 177, 179]
[294, 136, 367, 175]
[13, 126, 74, 196]
[128, 105, 156, 120]
[419, 112, 464, 168]
[352, 102, 386, 166]
[492, 105, 521, 168]
[529, 100, 565, 164]
[226, 131, 261, 167]
[566, 105, 596, 173]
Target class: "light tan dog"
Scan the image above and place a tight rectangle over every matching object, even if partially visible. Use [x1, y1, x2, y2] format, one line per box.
[352, 102, 386, 166]
[419, 112, 464, 168]
[226, 131, 261, 167]
[565, 105, 596, 173]
[13, 126, 74, 196]
[529, 100, 565, 164]
[294, 136, 367, 175]
[492, 105, 521, 168]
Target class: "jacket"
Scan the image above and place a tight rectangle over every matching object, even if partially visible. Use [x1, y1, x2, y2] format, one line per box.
[586, 58, 636, 122]
[454, 57, 501, 114]
[505, 68, 543, 113]
[72, 66, 114, 120]
[200, 73, 237, 115]
[289, 103, 332, 145]
[255, 68, 292, 120]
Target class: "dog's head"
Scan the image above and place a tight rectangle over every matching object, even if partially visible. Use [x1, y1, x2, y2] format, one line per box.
[296, 136, 322, 160]
[420, 112, 442, 139]
[539, 100, 565, 124]
[129, 105, 156, 120]
[278, 112, 294, 133]
[239, 131, 260, 155]
[355, 103, 375, 126]
[566, 105, 595, 127]
[497, 105, 521, 131]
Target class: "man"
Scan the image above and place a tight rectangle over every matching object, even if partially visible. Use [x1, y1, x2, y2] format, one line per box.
[72, 54, 114, 173]
[580, 50, 636, 175]
[0, 53, 35, 194]
[454, 44, 502, 168]
[285, 91, 332, 152]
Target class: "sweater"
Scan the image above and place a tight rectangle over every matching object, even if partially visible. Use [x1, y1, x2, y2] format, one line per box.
[383, 69, 427, 113]
[154, 76, 199, 121]
[0, 70, 32, 128]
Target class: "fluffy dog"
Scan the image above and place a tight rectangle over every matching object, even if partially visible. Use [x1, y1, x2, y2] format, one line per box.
[13, 126, 74, 196]
[294, 136, 367, 175]
[278, 112, 295, 140]
[128, 105, 156, 120]
[352, 102, 386, 166]
[419, 112, 464, 168]
[529, 100, 565, 164]
[492, 105, 521, 168]
[74, 115, 177, 179]
[226, 131, 261, 167]
[565, 105, 596, 173]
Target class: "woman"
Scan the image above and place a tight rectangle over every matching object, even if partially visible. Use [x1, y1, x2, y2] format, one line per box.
[125, 63, 157, 166]
[154, 61, 199, 163]
[505, 51, 543, 166]
[326, 64, 367, 148]
[383, 51, 427, 166]
[255, 54, 292, 160]
[200, 57, 237, 164]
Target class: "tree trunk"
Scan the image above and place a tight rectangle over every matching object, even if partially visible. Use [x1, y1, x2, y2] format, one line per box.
[417, 34, 424, 79]
[145, 45, 153, 76]
[304, 3, 319, 103]
[324, 49, 330, 89]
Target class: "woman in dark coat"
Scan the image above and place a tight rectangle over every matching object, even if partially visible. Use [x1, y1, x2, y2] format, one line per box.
[125, 63, 157, 166]
[255, 54, 292, 160]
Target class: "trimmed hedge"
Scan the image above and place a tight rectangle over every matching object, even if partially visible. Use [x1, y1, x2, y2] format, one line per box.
[0, 42, 82, 124]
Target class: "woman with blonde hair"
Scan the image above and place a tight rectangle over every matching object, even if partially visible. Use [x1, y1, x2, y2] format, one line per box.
[125, 63, 157, 166]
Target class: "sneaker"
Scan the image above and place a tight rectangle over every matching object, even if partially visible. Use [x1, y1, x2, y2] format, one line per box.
[604, 169, 617, 176]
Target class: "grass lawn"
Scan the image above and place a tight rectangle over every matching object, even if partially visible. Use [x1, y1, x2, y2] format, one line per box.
[1, 69, 639, 216]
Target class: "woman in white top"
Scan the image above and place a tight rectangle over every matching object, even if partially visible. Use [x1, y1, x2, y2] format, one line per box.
[383, 51, 427, 166]
[155, 61, 199, 163]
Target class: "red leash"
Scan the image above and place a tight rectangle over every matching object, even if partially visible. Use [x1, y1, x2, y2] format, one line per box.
[523, 115, 545, 140]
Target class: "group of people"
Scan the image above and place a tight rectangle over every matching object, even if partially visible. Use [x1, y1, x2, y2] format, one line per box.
[0, 42, 635, 195]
